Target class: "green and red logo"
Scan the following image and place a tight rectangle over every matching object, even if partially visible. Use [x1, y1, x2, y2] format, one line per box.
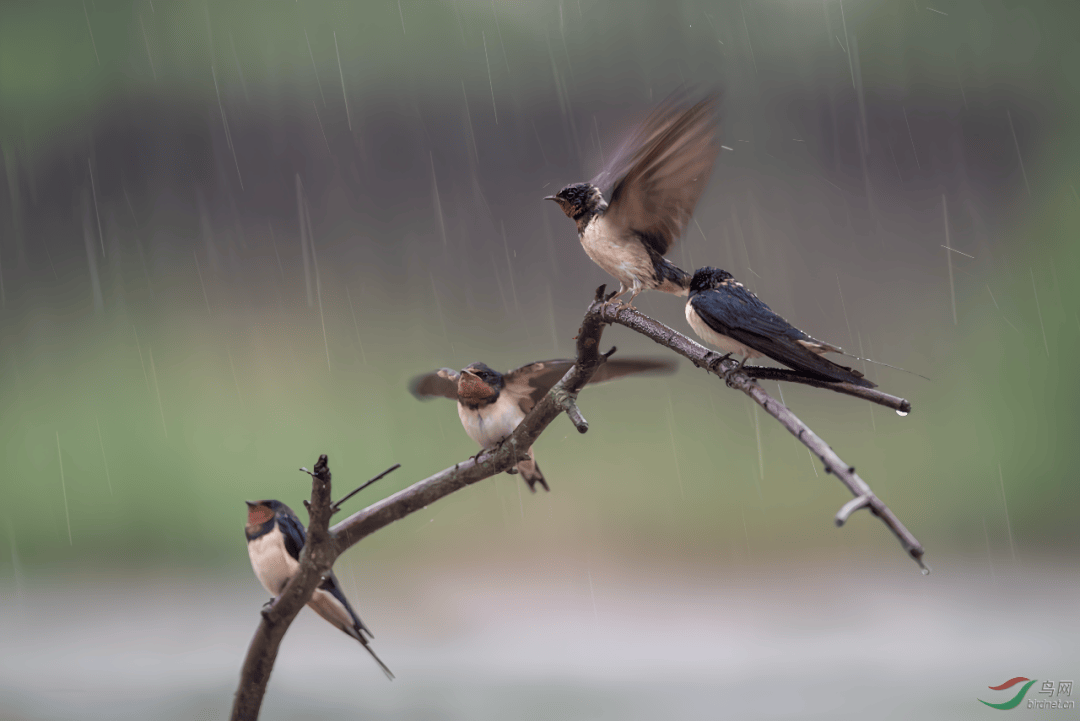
[981, 677, 1074, 710]
[979, 677, 1037, 710]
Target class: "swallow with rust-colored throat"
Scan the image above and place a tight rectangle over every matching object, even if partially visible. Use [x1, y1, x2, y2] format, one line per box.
[409, 357, 677, 491]
[245, 499, 394, 679]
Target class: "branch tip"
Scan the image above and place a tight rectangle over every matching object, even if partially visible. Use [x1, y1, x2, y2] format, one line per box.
[566, 403, 589, 433]
[835, 494, 872, 526]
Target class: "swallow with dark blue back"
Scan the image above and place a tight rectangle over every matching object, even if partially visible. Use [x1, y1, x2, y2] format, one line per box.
[245, 499, 394, 679]
[685, 266, 875, 388]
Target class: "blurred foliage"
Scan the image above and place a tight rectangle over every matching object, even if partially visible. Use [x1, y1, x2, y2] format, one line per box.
[0, 0, 1077, 571]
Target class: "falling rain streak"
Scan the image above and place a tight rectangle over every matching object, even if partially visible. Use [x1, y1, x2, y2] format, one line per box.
[752, 402, 764, 484]
[334, 31, 352, 131]
[211, 66, 244, 190]
[1031, 268, 1048, 357]
[483, 32, 498, 124]
[943, 195, 956, 325]
[309, 215, 332, 373]
[836, 274, 854, 350]
[430, 152, 448, 247]
[998, 463, 1017, 562]
[902, 106, 920, 170]
[1006, 111, 1031, 198]
[194, 250, 212, 317]
[56, 433, 72, 545]
[95, 418, 113, 495]
[87, 158, 104, 256]
[305, 30, 327, 107]
[297, 176, 314, 307]
[227, 348, 243, 407]
[665, 395, 685, 499]
[345, 285, 367, 364]
[140, 14, 156, 81]
[148, 348, 168, 437]
[313, 101, 331, 154]
[82, 1, 100, 65]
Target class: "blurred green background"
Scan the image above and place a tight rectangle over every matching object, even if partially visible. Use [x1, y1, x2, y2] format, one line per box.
[0, 1, 1077, 719]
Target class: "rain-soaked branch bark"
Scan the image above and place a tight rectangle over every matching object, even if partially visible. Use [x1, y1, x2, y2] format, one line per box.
[232, 456, 337, 721]
[587, 288, 926, 570]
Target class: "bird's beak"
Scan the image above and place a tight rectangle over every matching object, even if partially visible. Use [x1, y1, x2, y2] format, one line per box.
[543, 195, 558, 202]
[245, 500, 257, 508]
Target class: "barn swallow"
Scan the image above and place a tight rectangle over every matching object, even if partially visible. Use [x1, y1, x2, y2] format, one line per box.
[409, 357, 677, 491]
[546, 91, 720, 306]
[685, 267, 876, 388]
[245, 499, 394, 679]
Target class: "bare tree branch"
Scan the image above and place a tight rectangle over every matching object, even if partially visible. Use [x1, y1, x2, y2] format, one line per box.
[587, 292, 926, 570]
[231, 286, 928, 719]
[231, 456, 336, 721]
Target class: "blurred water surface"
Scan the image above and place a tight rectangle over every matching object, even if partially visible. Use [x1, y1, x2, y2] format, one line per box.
[2, 555, 1076, 721]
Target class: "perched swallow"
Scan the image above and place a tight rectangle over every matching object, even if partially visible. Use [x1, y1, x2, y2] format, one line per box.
[409, 357, 677, 491]
[546, 91, 720, 306]
[245, 499, 394, 679]
[685, 267, 876, 388]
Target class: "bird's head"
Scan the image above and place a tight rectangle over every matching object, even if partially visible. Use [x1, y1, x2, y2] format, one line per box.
[545, 183, 603, 221]
[688, 267, 734, 296]
[245, 499, 283, 533]
[458, 362, 503, 404]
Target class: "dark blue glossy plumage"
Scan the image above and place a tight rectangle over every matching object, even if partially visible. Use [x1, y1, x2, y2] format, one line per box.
[687, 267, 875, 388]
[253, 500, 374, 640]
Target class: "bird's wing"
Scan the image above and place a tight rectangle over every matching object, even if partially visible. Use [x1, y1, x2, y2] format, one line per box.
[589, 357, 679, 384]
[593, 91, 720, 258]
[689, 286, 874, 387]
[504, 357, 679, 414]
[408, 368, 460, 401]
[503, 359, 576, 415]
[276, 511, 307, 562]
[319, 570, 374, 639]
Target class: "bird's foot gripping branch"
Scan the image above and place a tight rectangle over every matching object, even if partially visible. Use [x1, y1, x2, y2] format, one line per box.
[232, 288, 926, 720]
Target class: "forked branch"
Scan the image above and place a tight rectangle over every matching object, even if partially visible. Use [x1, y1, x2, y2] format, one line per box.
[232, 288, 927, 720]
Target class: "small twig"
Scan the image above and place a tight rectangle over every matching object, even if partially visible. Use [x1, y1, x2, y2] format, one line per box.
[552, 386, 589, 433]
[835, 494, 871, 525]
[332, 463, 401, 513]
